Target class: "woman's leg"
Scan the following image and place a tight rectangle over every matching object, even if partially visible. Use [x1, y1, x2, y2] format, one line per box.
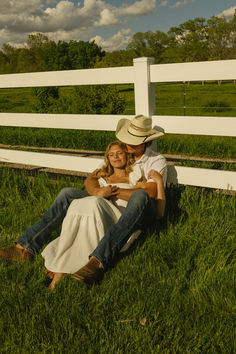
[16, 188, 88, 254]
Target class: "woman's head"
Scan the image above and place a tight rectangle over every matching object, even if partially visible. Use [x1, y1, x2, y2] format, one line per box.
[96, 141, 134, 178]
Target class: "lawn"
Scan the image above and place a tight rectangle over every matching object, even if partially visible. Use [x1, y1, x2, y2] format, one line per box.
[0, 82, 235, 161]
[0, 168, 235, 352]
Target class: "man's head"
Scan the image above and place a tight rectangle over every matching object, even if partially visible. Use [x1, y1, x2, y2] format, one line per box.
[115, 115, 164, 146]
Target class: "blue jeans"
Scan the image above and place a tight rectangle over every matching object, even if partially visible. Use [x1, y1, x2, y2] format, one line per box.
[16, 188, 88, 254]
[91, 189, 156, 270]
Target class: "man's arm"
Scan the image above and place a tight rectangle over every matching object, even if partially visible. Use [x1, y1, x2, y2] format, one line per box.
[84, 173, 100, 196]
[116, 181, 157, 201]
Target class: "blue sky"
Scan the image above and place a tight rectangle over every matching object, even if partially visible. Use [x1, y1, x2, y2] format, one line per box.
[0, 0, 235, 51]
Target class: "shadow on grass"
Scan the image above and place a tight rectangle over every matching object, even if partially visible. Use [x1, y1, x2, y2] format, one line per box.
[112, 185, 186, 269]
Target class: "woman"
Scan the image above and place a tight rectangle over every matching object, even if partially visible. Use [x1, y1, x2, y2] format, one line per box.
[42, 141, 140, 290]
[42, 141, 166, 290]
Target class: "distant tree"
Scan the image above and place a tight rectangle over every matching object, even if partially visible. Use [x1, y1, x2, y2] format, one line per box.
[165, 18, 208, 62]
[27, 33, 50, 49]
[95, 49, 136, 67]
[127, 32, 152, 57]
[32, 85, 126, 115]
[67, 40, 105, 69]
[127, 30, 171, 63]
[207, 14, 236, 60]
[53, 85, 126, 114]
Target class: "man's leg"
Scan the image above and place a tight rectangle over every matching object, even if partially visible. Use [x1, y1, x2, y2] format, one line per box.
[72, 190, 156, 284]
[0, 188, 88, 259]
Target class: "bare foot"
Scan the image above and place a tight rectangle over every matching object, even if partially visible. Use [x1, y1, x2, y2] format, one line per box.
[48, 272, 64, 291]
[45, 268, 55, 280]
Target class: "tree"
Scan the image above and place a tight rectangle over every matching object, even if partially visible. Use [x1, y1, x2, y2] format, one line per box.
[27, 33, 50, 49]
[95, 49, 136, 67]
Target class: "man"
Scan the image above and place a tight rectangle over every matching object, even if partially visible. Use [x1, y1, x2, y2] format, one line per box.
[72, 114, 167, 284]
[0, 115, 167, 282]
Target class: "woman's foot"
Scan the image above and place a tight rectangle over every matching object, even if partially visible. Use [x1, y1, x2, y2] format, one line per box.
[45, 268, 55, 280]
[48, 272, 64, 291]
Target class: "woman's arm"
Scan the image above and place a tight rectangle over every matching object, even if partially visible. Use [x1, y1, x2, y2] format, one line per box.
[84, 171, 119, 198]
[148, 170, 166, 219]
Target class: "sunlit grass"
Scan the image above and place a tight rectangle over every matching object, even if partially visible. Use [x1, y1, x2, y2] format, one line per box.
[0, 168, 235, 352]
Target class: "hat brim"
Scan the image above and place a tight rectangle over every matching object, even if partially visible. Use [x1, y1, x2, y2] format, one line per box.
[116, 118, 164, 145]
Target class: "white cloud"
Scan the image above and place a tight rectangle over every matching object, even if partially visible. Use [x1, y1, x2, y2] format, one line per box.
[118, 0, 156, 16]
[91, 29, 132, 51]
[217, 6, 236, 21]
[94, 8, 120, 26]
[169, 0, 194, 9]
[0, 0, 156, 46]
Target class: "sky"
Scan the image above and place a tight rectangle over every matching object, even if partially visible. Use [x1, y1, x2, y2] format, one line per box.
[0, 0, 236, 51]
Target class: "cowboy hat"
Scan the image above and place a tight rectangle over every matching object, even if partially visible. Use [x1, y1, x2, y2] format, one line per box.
[116, 115, 164, 145]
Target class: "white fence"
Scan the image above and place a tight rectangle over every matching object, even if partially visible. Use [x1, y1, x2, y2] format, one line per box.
[0, 57, 235, 190]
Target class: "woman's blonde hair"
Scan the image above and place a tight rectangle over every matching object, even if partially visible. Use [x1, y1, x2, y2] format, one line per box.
[95, 140, 134, 178]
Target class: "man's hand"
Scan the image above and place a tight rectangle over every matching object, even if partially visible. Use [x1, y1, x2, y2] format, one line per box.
[95, 185, 119, 198]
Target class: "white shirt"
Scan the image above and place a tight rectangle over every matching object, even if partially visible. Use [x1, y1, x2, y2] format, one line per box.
[133, 148, 167, 186]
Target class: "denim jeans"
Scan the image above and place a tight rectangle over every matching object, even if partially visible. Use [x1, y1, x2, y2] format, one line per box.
[91, 189, 156, 270]
[16, 188, 88, 254]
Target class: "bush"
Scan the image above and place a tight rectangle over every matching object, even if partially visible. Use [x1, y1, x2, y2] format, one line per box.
[203, 100, 232, 113]
[32, 85, 126, 115]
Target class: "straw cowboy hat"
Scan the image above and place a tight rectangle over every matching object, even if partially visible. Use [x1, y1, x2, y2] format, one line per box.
[116, 115, 164, 145]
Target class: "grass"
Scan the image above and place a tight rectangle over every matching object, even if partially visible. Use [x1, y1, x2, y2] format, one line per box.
[0, 82, 235, 161]
[0, 168, 235, 352]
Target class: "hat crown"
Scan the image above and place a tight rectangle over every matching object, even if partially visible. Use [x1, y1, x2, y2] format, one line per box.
[130, 115, 152, 130]
[115, 114, 164, 145]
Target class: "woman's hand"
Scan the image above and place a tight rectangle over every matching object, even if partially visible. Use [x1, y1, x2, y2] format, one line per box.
[95, 185, 119, 198]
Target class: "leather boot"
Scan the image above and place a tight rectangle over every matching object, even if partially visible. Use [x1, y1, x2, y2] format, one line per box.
[0, 245, 33, 261]
[72, 257, 104, 285]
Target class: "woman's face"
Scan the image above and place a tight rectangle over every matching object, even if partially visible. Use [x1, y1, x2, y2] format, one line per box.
[108, 145, 127, 169]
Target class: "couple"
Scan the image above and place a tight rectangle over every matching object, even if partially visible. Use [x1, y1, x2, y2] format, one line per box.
[0, 115, 167, 290]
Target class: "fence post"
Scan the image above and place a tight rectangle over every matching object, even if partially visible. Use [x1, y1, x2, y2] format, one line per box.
[133, 57, 155, 117]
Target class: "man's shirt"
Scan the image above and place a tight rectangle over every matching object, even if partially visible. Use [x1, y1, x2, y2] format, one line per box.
[133, 148, 167, 186]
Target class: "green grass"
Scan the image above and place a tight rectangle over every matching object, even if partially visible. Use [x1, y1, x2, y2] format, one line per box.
[0, 82, 235, 161]
[0, 168, 235, 352]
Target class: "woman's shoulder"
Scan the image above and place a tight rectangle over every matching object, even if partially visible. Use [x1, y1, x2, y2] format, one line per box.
[98, 177, 107, 187]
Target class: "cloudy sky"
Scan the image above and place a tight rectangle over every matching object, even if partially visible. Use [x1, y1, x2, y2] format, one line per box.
[0, 0, 236, 51]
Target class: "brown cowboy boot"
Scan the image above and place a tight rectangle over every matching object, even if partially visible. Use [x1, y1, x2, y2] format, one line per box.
[0, 245, 33, 261]
[72, 257, 104, 285]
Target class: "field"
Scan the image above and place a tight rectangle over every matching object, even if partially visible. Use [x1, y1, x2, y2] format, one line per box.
[0, 81, 235, 351]
[0, 168, 235, 353]
[0, 82, 236, 163]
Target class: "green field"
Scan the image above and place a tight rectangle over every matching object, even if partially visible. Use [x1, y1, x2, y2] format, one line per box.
[0, 168, 235, 353]
[1, 81, 236, 116]
[0, 81, 235, 352]
[0, 82, 235, 163]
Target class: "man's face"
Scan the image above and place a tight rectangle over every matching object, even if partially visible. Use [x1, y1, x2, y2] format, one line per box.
[126, 143, 145, 156]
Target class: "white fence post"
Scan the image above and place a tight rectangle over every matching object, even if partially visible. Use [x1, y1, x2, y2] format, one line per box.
[133, 57, 155, 117]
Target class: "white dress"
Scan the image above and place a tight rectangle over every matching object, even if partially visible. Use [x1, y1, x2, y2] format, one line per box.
[41, 168, 142, 274]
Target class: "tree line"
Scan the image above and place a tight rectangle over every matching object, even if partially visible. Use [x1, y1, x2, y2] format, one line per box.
[0, 13, 235, 75]
[0, 13, 235, 116]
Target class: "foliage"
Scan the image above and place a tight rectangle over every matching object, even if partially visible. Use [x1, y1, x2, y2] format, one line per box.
[126, 14, 236, 64]
[32, 87, 59, 112]
[0, 34, 105, 74]
[203, 100, 232, 113]
[0, 168, 235, 352]
[0, 13, 235, 73]
[31, 85, 126, 114]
